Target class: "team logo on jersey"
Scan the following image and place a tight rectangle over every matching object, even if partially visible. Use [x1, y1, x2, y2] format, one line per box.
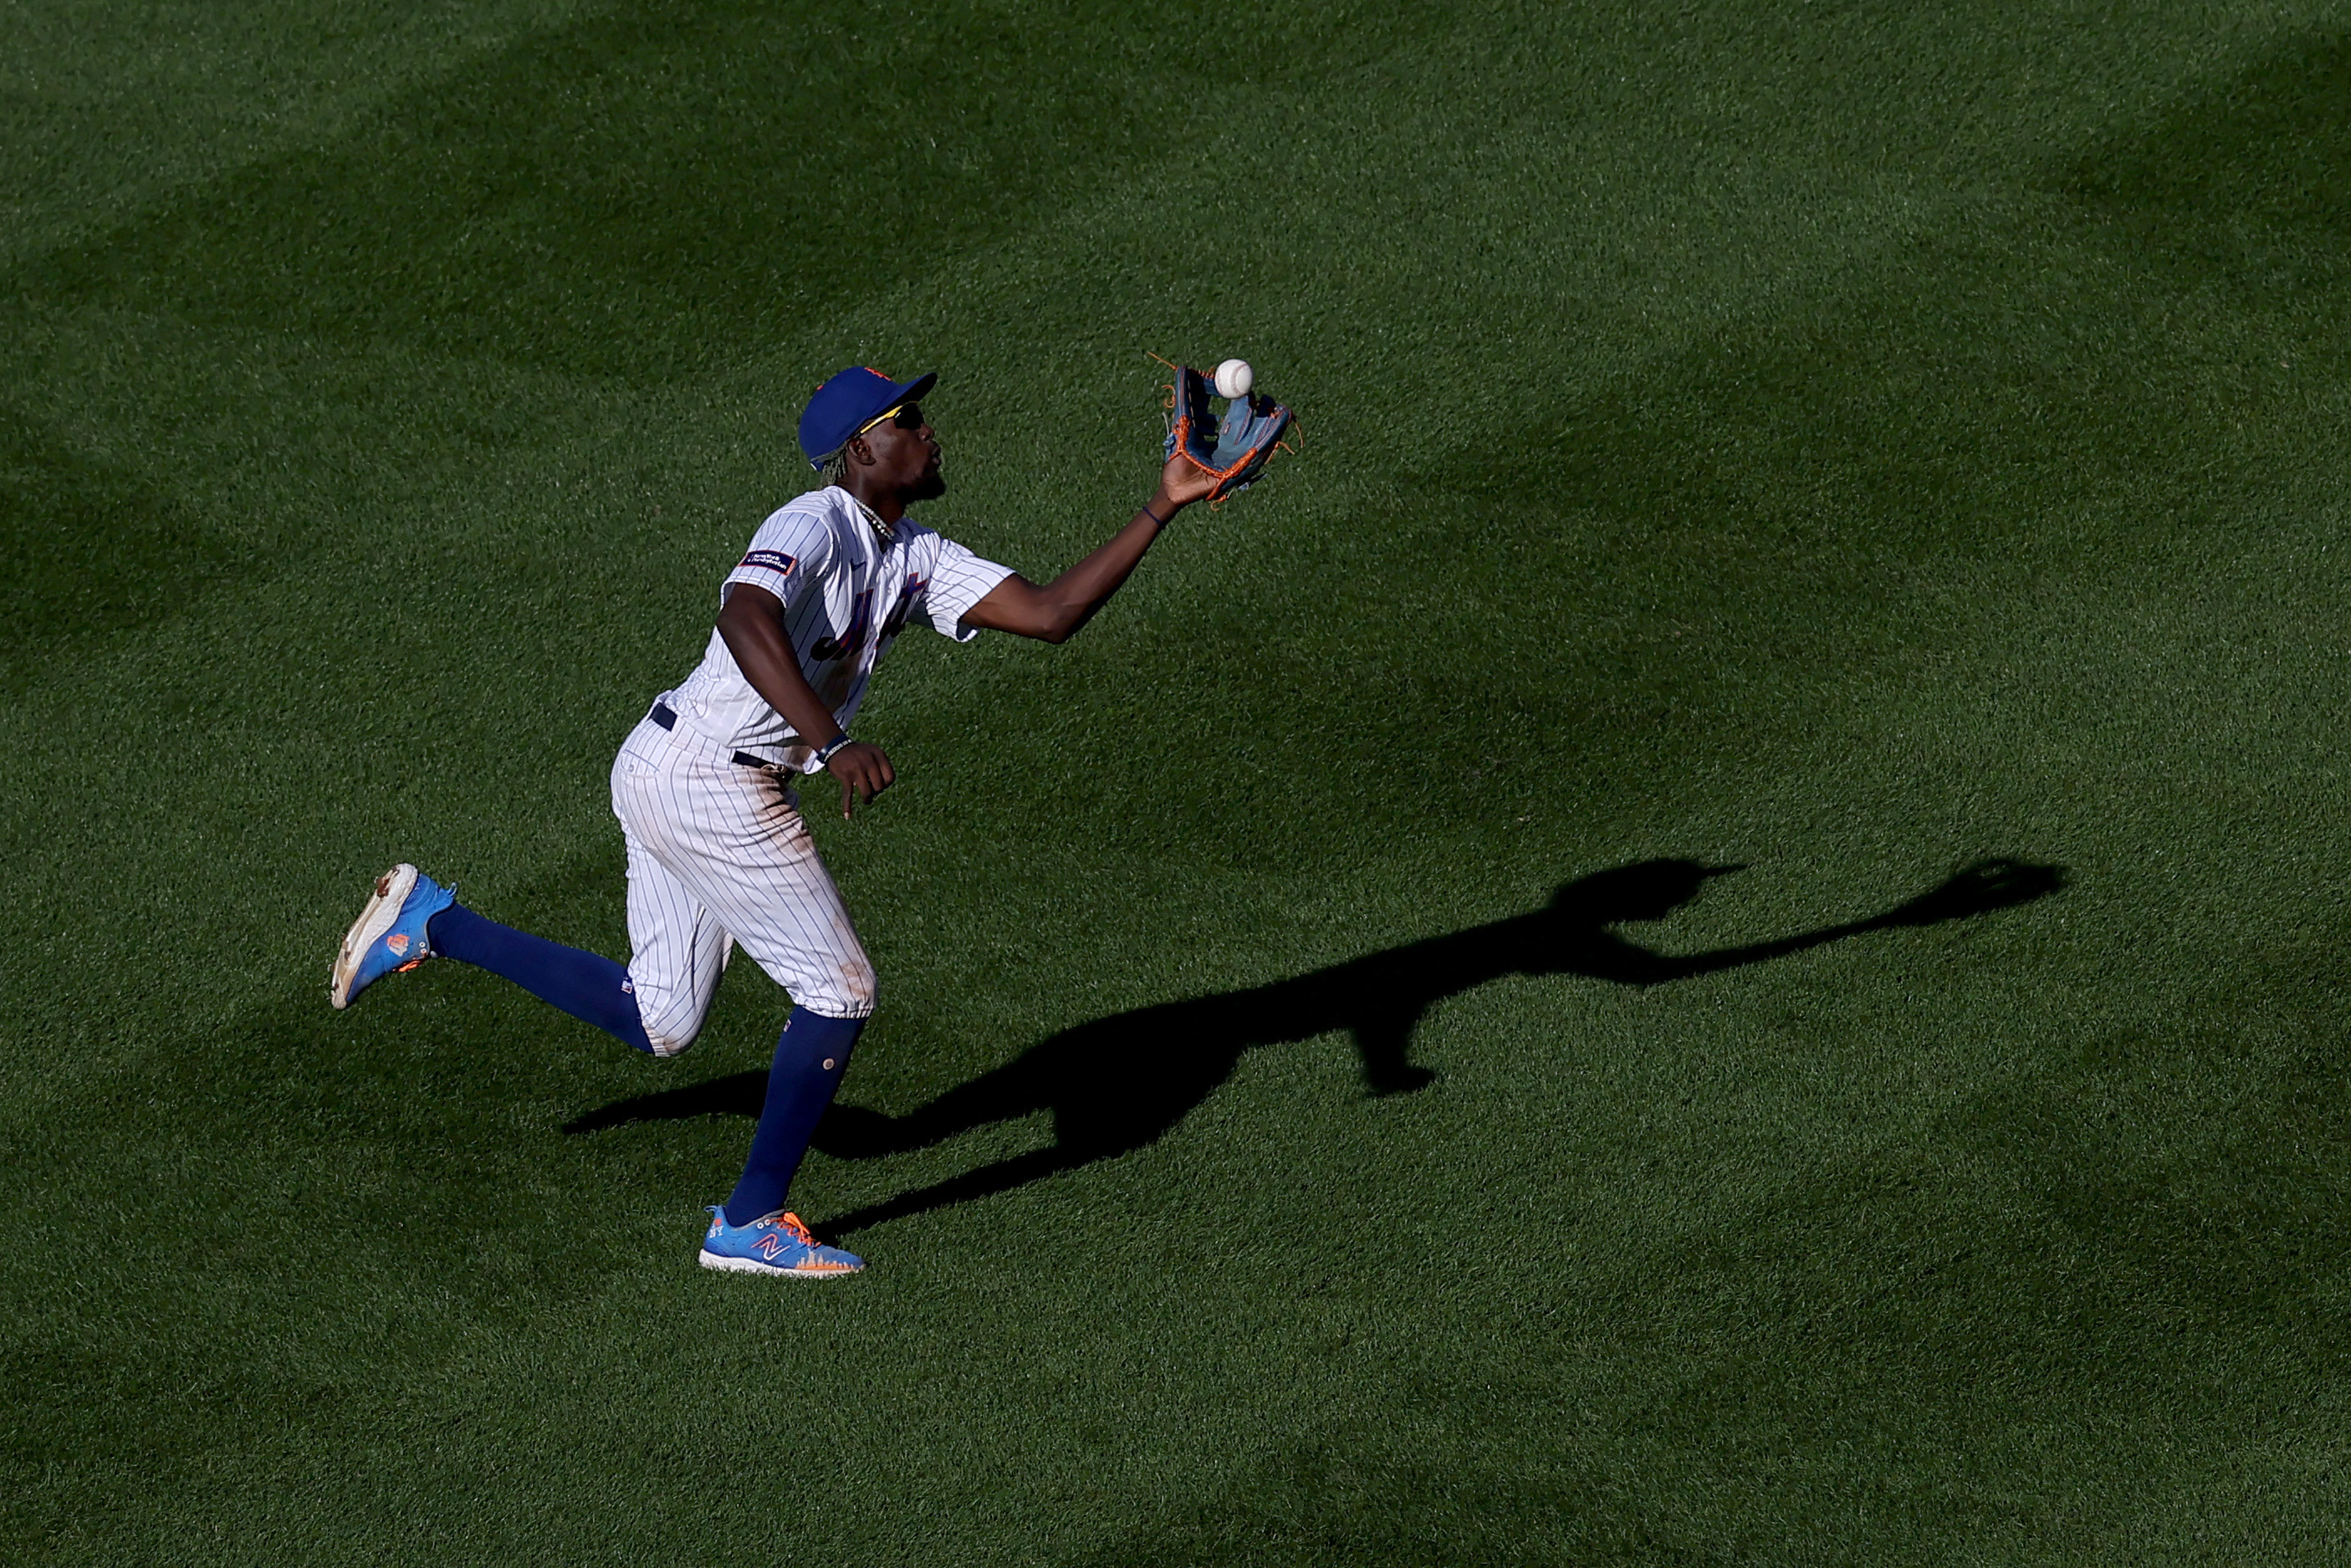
[739, 549, 797, 576]
[879, 573, 929, 641]
[810, 588, 874, 661]
[386, 932, 411, 957]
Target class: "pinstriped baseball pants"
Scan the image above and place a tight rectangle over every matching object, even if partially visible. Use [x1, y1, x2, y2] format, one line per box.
[609, 715, 877, 1055]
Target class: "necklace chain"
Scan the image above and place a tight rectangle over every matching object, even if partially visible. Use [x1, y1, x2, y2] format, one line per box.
[846, 493, 896, 547]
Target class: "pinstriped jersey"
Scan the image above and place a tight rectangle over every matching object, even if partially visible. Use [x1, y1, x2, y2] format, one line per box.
[662, 485, 1013, 770]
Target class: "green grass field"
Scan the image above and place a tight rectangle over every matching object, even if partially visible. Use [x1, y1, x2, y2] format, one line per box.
[9, 1, 2351, 1560]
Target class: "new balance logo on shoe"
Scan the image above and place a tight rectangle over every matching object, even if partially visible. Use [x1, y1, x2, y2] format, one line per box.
[698, 1207, 862, 1276]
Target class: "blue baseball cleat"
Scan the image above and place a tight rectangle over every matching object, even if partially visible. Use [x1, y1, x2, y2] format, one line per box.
[698, 1208, 865, 1278]
[330, 863, 457, 1009]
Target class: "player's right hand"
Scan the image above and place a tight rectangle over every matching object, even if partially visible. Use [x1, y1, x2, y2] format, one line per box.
[826, 741, 895, 820]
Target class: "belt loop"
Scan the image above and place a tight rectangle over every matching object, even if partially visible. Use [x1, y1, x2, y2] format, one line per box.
[648, 702, 790, 773]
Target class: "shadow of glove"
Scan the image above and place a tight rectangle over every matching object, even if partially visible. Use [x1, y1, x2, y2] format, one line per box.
[1872, 857, 2068, 928]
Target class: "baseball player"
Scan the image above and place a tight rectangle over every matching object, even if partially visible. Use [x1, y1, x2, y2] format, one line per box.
[326, 365, 1259, 1278]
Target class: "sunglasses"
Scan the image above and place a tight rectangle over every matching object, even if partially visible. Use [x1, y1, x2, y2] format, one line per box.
[856, 401, 926, 437]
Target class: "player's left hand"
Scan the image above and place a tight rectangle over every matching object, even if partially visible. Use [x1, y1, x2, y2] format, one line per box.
[826, 741, 896, 820]
[1158, 450, 1218, 510]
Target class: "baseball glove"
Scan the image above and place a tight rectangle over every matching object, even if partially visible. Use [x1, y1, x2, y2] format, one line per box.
[1163, 365, 1293, 503]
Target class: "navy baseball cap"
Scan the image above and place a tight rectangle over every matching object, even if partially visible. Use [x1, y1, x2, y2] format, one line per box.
[798, 365, 938, 469]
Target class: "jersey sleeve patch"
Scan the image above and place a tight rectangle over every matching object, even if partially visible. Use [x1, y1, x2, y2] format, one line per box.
[739, 549, 797, 575]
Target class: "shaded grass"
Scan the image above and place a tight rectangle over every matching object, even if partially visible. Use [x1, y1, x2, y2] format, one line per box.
[0, 398, 242, 687]
[18, 0, 1446, 379]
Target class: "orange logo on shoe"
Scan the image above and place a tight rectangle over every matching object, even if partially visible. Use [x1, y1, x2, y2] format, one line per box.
[386, 932, 411, 957]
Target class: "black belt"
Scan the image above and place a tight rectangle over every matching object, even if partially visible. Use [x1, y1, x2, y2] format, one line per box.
[648, 703, 786, 770]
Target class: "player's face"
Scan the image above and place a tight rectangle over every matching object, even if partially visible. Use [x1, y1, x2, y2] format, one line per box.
[863, 405, 945, 502]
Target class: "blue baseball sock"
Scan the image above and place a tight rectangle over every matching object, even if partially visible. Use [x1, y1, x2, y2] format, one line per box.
[724, 1009, 865, 1225]
[425, 903, 653, 1055]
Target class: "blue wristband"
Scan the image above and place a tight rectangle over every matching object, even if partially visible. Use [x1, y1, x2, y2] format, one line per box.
[814, 734, 853, 767]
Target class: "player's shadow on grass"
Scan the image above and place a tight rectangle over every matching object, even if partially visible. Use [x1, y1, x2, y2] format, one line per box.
[565, 857, 2063, 1233]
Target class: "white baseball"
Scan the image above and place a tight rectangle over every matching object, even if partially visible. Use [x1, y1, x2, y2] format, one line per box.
[1214, 358, 1254, 399]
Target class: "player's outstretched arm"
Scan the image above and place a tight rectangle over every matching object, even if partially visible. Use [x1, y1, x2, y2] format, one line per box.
[960, 453, 1219, 644]
[716, 583, 894, 820]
